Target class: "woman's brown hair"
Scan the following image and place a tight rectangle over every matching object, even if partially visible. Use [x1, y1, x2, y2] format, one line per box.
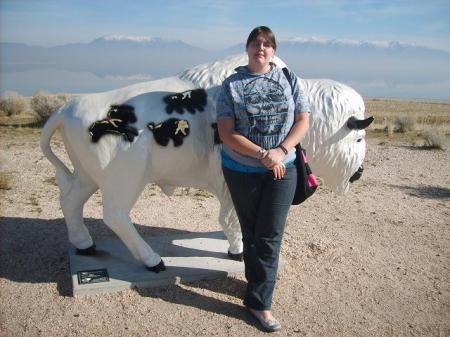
[246, 26, 277, 50]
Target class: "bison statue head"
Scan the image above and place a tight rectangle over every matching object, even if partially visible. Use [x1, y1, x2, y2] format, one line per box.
[299, 79, 374, 194]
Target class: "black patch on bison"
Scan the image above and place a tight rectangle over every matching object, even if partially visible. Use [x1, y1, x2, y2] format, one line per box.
[147, 118, 190, 147]
[163, 89, 207, 114]
[89, 105, 138, 143]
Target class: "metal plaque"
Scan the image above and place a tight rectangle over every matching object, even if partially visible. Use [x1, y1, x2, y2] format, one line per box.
[77, 269, 109, 285]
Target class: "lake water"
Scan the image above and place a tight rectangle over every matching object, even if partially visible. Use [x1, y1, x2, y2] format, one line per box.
[0, 68, 155, 96]
[2, 68, 450, 101]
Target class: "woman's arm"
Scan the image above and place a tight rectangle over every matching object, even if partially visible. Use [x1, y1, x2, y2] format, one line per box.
[261, 112, 310, 167]
[217, 117, 265, 159]
[280, 111, 310, 151]
[218, 117, 286, 179]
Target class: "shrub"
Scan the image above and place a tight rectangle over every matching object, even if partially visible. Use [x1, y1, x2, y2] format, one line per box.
[0, 91, 28, 116]
[421, 128, 447, 150]
[394, 115, 416, 133]
[30, 91, 69, 122]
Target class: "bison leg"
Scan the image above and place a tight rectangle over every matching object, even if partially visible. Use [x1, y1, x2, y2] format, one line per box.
[208, 157, 243, 257]
[218, 193, 243, 257]
[100, 173, 163, 270]
[211, 170, 243, 256]
[60, 171, 97, 250]
[102, 199, 163, 269]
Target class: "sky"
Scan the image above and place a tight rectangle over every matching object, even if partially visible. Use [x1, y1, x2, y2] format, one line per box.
[1, 0, 450, 51]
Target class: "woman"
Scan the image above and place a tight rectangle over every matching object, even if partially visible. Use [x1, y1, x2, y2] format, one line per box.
[216, 26, 310, 332]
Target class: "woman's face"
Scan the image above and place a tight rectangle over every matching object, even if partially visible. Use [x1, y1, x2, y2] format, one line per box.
[246, 34, 275, 69]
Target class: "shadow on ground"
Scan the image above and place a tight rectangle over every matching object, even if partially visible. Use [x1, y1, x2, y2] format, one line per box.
[135, 279, 264, 331]
[0, 217, 192, 296]
[390, 184, 450, 199]
[0, 216, 257, 325]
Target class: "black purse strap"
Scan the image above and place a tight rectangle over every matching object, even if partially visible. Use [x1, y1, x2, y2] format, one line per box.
[282, 67, 304, 150]
[282, 67, 294, 95]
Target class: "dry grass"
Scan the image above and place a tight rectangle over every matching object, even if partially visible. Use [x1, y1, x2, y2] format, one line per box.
[0, 91, 30, 116]
[0, 109, 44, 128]
[393, 115, 416, 133]
[43, 176, 57, 186]
[0, 92, 73, 127]
[175, 187, 214, 199]
[0, 172, 13, 190]
[365, 98, 450, 129]
[30, 91, 70, 123]
[29, 194, 39, 206]
[27, 193, 43, 213]
[421, 128, 447, 150]
[364, 98, 450, 144]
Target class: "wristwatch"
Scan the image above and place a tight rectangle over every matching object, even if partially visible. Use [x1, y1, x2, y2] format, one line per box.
[257, 148, 266, 159]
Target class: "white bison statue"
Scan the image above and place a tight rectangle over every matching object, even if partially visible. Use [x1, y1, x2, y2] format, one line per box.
[40, 54, 373, 271]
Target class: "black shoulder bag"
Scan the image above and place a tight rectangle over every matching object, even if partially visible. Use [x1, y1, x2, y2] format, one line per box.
[282, 67, 318, 205]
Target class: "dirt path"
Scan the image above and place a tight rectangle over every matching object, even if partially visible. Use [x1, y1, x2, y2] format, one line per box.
[0, 128, 449, 337]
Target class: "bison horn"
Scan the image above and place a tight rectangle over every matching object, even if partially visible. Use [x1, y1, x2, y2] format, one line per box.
[347, 116, 374, 130]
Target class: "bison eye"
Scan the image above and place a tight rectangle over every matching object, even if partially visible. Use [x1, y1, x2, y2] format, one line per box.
[357, 138, 363, 143]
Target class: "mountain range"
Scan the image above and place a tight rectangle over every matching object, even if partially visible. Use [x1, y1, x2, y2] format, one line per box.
[1, 35, 450, 99]
[1, 36, 213, 78]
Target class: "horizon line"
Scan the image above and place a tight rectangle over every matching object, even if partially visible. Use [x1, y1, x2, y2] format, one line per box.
[1, 35, 450, 53]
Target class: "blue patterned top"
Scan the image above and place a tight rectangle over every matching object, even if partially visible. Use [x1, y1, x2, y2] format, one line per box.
[216, 64, 310, 167]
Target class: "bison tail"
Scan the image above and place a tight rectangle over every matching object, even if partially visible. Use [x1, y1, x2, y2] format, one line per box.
[40, 107, 73, 196]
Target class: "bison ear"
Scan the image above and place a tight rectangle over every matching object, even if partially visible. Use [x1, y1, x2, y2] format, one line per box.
[347, 116, 374, 130]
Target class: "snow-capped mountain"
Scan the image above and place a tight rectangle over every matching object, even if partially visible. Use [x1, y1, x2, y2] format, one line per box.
[98, 35, 171, 43]
[225, 37, 450, 57]
[91, 35, 197, 48]
[1, 36, 449, 99]
[0, 36, 212, 78]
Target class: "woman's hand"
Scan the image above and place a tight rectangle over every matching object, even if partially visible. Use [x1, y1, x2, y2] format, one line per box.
[272, 162, 286, 180]
[261, 148, 285, 168]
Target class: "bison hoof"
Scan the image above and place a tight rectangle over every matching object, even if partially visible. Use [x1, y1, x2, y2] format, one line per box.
[228, 251, 244, 262]
[76, 244, 96, 256]
[146, 260, 166, 273]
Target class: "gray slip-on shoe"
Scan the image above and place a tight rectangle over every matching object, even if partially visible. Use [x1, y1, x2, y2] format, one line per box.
[247, 308, 281, 332]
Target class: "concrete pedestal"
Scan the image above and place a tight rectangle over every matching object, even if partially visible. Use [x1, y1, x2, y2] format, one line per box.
[69, 231, 244, 297]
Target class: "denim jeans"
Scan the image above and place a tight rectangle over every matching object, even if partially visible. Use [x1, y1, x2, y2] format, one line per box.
[223, 165, 297, 310]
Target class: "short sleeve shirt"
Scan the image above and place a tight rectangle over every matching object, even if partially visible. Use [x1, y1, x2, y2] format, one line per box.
[216, 64, 310, 167]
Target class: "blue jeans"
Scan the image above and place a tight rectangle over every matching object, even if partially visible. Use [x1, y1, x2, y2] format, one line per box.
[223, 165, 297, 310]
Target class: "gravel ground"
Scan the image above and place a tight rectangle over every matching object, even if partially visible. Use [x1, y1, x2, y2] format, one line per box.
[0, 128, 449, 337]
